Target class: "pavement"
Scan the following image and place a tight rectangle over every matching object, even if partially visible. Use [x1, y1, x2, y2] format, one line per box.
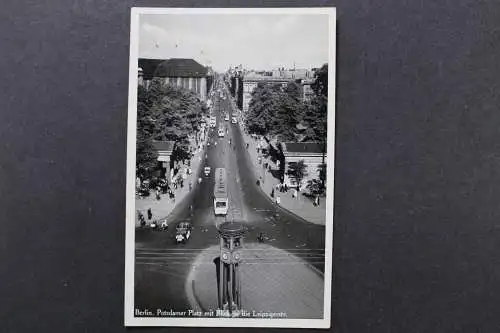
[236, 105, 327, 225]
[135, 136, 207, 228]
[185, 243, 324, 319]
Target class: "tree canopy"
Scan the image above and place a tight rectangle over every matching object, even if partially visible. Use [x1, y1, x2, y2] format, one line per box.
[287, 160, 308, 186]
[245, 63, 329, 144]
[136, 79, 207, 179]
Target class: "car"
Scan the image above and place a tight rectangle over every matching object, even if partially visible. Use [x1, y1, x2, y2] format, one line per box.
[231, 117, 237, 124]
[225, 115, 229, 121]
[175, 221, 192, 244]
[204, 166, 211, 176]
[218, 129, 225, 137]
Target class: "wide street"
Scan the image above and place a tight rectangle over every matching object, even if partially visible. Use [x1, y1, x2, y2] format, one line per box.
[134, 77, 326, 312]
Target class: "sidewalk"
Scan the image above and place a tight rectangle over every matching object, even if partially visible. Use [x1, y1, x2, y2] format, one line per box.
[135, 136, 207, 227]
[237, 121, 327, 225]
[186, 243, 324, 319]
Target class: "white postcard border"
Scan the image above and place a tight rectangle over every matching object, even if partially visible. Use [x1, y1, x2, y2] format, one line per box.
[125, 6, 336, 328]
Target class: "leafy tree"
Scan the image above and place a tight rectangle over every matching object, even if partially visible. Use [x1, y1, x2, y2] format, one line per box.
[300, 95, 327, 142]
[306, 178, 324, 196]
[318, 163, 327, 187]
[136, 86, 158, 179]
[246, 83, 275, 135]
[287, 160, 308, 188]
[269, 91, 303, 141]
[311, 63, 328, 97]
[285, 81, 302, 101]
[136, 79, 207, 179]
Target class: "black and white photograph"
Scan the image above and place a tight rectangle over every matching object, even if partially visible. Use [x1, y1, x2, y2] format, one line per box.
[125, 7, 336, 328]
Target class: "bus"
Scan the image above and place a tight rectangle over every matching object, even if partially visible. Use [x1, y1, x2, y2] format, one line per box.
[210, 116, 217, 128]
[213, 168, 228, 216]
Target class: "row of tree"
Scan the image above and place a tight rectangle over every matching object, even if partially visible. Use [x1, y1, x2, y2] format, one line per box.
[136, 78, 208, 180]
[245, 64, 328, 143]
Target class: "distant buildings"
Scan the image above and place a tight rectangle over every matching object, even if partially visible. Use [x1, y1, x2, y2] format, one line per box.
[231, 68, 317, 113]
[138, 58, 213, 102]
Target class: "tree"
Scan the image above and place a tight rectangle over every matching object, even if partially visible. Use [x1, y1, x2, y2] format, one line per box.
[311, 63, 328, 97]
[318, 163, 327, 188]
[246, 83, 275, 135]
[285, 81, 302, 102]
[306, 178, 324, 196]
[136, 79, 207, 179]
[136, 134, 158, 180]
[287, 160, 308, 188]
[269, 91, 303, 141]
[136, 86, 158, 179]
[300, 95, 327, 142]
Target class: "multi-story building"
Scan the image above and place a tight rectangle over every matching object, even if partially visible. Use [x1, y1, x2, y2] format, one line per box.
[242, 68, 316, 113]
[154, 58, 211, 101]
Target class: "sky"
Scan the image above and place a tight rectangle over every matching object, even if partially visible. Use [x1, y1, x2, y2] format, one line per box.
[138, 13, 330, 72]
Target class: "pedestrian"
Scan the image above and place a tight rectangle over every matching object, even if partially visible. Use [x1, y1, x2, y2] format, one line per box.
[292, 189, 297, 199]
[172, 192, 176, 203]
[189, 182, 192, 191]
[271, 188, 275, 198]
[246, 143, 249, 149]
[155, 188, 161, 200]
[161, 219, 168, 230]
[147, 208, 152, 220]
[257, 233, 264, 243]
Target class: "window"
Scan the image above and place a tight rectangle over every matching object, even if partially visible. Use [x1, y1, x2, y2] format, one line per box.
[216, 202, 227, 208]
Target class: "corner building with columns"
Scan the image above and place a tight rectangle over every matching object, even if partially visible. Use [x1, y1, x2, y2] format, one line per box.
[153, 58, 211, 101]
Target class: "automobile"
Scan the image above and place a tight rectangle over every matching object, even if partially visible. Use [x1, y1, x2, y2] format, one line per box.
[231, 117, 237, 124]
[204, 166, 211, 176]
[175, 221, 192, 244]
[218, 129, 225, 137]
[225, 115, 229, 121]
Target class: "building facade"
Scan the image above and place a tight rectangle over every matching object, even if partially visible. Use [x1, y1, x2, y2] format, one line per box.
[154, 58, 210, 102]
[242, 69, 316, 113]
[281, 142, 327, 189]
[152, 140, 175, 179]
[138, 58, 164, 89]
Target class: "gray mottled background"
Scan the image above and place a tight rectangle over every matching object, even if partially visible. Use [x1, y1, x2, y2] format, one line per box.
[1, 1, 500, 332]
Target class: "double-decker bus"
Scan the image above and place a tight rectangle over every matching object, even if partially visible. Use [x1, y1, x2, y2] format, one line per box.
[213, 168, 228, 216]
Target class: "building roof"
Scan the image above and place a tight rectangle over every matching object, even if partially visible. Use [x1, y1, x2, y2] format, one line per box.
[154, 58, 208, 78]
[152, 140, 175, 152]
[282, 142, 326, 155]
[138, 58, 164, 80]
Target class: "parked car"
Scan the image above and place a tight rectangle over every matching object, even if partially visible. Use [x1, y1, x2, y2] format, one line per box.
[204, 166, 211, 176]
[231, 117, 237, 124]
